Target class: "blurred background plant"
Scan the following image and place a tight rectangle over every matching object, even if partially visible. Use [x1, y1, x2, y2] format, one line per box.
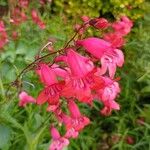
[52, 0, 148, 20]
[0, 0, 150, 150]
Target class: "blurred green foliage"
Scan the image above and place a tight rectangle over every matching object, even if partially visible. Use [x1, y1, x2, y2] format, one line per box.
[0, 1, 150, 150]
[52, 0, 148, 20]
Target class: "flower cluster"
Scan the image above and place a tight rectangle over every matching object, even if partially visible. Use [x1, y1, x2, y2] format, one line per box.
[19, 16, 133, 150]
[0, 0, 46, 49]
[10, 0, 45, 29]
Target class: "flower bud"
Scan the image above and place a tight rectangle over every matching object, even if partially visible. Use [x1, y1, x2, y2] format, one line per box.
[89, 18, 109, 29]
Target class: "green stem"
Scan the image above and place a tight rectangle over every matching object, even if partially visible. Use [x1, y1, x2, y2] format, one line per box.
[0, 76, 5, 101]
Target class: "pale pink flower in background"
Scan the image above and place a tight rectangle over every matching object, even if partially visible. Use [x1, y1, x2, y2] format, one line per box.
[0, 21, 8, 49]
[10, 7, 27, 25]
[40, 0, 47, 5]
[49, 126, 69, 150]
[12, 31, 18, 40]
[0, 21, 6, 32]
[31, 9, 46, 29]
[112, 16, 133, 36]
[19, 91, 35, 107]
[19, 0, 29, 8]
[81, 15, 90, 22]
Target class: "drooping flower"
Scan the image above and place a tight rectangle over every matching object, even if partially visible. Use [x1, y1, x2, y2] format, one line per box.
[36, 64, 64, 111]
[67, 100, 90, 131]
[96, 77, 120, 115]
[49, 126, 69, 150]
[61, 100, 90, 136]
[19, 91, 35, 107]
[76, 37, 124, 78]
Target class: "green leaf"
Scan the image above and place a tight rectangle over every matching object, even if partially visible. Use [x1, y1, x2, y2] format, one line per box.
[141, 85, 150, 94]
[0, 125, 11, 149]
[16, 42, 28, 55]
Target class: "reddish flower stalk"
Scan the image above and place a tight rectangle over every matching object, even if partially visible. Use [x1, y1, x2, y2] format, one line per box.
[0, 21, 8, 49]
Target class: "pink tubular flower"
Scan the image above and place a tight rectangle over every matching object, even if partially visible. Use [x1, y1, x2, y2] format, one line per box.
[61, 100, 90, 136]
[19, 91, 35, 107]
[31, 9, 46, 29]
[76, 37, 124, 78]
[60, 49, 102, 104]
[112, 16, 133, 36]
[58, 101, 89, 139]
[36, 64, 64, 111]
[67, 100, 90, 131]
[49, 126, 69, 150]
[76, 37, 110, 58]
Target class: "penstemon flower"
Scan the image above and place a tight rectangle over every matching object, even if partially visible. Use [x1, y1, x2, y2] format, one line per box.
[76, 37, 124, 78]
[49, 126, 69, 150]
[18, 16, 133, 149]
[19, 91, 36, 107]
[36, 64, 65, 112]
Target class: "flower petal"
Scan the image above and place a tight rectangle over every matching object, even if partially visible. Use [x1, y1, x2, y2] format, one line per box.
[37, 89, 49, 105]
